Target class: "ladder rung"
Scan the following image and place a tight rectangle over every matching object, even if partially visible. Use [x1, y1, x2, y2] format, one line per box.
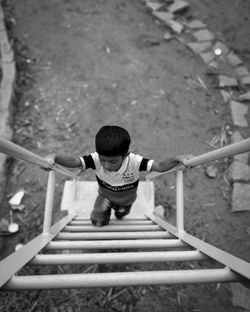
[31, 250, 207, 265]
[2, 268, 242, 290]
[45, 238, 187, 250]
[74, 217, 148, 221]
[55, 231, 173, 240]
[70, 220, 155, 225]
[62, 225, 162, 232]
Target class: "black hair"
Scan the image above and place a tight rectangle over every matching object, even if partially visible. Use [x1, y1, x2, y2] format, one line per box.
[95, 125, 131, 157]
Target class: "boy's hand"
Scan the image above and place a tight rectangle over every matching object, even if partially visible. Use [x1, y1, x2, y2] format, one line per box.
[41, 154, 56, 171]
[175, 154, 194, 168]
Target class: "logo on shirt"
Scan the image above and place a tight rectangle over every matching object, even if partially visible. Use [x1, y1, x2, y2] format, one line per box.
[122, 172, 136, 183]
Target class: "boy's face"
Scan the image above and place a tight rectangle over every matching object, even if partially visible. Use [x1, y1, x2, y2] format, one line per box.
[98, 154, 125, 172]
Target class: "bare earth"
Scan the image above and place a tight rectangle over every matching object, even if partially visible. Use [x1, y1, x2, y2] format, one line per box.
[0, 0, 250, 311]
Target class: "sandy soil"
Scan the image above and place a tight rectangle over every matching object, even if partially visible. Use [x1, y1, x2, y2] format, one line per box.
[0, 0, 250, 311]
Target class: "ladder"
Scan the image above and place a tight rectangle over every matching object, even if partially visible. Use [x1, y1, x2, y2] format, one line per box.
[0, 138, 250, 290]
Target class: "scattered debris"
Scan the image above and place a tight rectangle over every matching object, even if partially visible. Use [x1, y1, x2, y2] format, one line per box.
[228, 161, 250, 182]
[206, 164, 218, 178]
[145, 1, 163, 11]
[187, 41, 212, 54]
[200, 52, 215, 64]
[142, 38, 161, 47]
[8, 210, 19, 233]
[218, 75, 238, 88]
[232, 183, 250, 212]
[220, 90, 233, 102]
[0, 218, 9, 234]
[235, 65, 249, 77]
[168, 0, 190, 14]
[9, 188, 26, 211]
[213, 41, 229, 55]
[205, 124, 230, 148]
[214, 48, 222, 56]
[163, 32, 172, 41]
[230, 100, 248, 127]
[106, 46, 111, 54]
[15, 244, 24, 251]
[224, 123, 233, 136]
[186, 19, 206, 30]
[238, 91, 250, 102]
[231, 283, 250, 310]
[168, 20, 184, 34]
[227, 51, 243, 67]
[197, 75, 209, 93]
[152, 11, 174, 23]
[193, 29, 215, 41]
[241, 75, 250, 86]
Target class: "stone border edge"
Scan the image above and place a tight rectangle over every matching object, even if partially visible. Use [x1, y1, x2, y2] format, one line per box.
[0, 4, 16, 202]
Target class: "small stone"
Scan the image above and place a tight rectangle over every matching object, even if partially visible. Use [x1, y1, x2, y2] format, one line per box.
[241, 76, 250, 86]
[167, 20, 184, 33]
[219, 75, 238, 88]
[227, 51, 243, 67]
[213, 41, 230, 55]
[228, 161, 250, 182]
[230, 100, 248, 127]
[232, 131, 249, 164]
[193, 29, 215, 42]
[145, 1, 163, 11]
[206, 165, 218, 178]
[163, 32, 172, 41]
[220, 90, 232, 102]
[200, 52, 215, 64]
[187, 41, 212, 54]
[168, 0, 190, 14]
[152, 11, 174, 23]
[186, 20, 206, 29]
[232, 183, 250, 212]
[235, 65, 249, 77]
[238, 91, 250, 102]
[208, 61, 218, 69]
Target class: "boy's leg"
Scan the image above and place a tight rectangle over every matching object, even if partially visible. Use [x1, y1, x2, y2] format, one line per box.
[114, 205, 132, 219]
[91, 194, 111, 226]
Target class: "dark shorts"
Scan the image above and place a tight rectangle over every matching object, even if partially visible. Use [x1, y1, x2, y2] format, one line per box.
[90, 194, 132, 226]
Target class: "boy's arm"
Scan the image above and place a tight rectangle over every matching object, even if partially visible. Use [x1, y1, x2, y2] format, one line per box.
[46, 154, 82, 169]
[151, 154, 193, 172]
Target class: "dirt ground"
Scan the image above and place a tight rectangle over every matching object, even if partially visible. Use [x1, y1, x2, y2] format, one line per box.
[0, 0, 250, 311]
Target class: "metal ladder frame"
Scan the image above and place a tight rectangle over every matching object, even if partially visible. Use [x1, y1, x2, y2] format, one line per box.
[0, 138, 250, 290]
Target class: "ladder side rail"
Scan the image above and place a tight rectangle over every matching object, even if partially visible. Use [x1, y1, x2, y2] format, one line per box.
[176, 169, 184, 232]
[148, 213, 250, 280]
[0, 138, 77, 178]
[43, 170, 55, 233]
[147, 138, 250, 180]
[0, 214, 75, 288]
[0, 138, 79, 233]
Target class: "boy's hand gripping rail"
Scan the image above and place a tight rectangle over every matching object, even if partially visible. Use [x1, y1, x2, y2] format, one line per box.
[0, 138, 77, 178]
[147, 138, 250, 180]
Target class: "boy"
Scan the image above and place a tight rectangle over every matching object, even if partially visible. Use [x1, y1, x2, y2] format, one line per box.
[46, 125, 192, 226]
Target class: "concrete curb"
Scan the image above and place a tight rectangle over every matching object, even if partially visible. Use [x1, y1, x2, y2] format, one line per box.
[0, 3, 16, 202]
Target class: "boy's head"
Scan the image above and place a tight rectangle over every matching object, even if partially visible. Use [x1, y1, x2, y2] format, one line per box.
[95, 125, 131, 157]
[95, 125, 131, 172]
